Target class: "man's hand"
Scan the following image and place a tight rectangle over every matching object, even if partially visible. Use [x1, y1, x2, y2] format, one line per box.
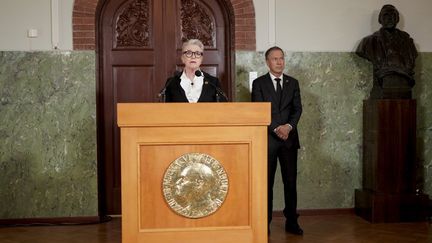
[274, 124, 292, 140]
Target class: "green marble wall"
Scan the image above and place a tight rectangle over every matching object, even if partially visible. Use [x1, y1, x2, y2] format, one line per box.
[236, 51, 432, 210]
[0, 51, 97, 218]
[414, 53, 432, 199]
[0, 50, 430, 218]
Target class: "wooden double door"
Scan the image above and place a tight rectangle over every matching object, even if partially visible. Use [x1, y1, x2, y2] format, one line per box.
[97, 0, 233, 214]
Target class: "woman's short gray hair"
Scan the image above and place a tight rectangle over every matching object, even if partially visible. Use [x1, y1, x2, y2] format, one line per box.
[182, 39, 204, 52]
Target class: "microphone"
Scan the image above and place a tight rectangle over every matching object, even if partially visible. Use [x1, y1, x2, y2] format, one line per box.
[158, 71, 181, 102]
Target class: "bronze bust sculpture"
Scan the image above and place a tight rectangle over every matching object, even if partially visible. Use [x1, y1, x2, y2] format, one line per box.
[356, 4, 417, 99]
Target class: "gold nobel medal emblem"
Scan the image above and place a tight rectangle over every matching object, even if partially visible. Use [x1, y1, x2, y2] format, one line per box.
[162, 153, 229, 219]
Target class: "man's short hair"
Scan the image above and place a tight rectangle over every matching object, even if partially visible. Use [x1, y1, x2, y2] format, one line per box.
[265, 46, 284, 60]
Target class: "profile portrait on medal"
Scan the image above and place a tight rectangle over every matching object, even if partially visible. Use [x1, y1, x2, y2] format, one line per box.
[162, 153, 229, 218]
[174, 163, 219, 213]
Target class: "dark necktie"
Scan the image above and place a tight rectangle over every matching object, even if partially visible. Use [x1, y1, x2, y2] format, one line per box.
[275, 78, 282, 105]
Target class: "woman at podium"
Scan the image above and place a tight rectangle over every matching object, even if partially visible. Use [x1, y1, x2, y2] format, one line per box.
[162, 39, 227, 102]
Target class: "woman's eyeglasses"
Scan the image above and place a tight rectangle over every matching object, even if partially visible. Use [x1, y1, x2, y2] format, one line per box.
[183, 50, 204, 58]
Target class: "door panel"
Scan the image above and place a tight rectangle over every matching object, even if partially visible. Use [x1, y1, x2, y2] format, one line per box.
[98, 0, 232, 214]
[114, 67, 155, 102]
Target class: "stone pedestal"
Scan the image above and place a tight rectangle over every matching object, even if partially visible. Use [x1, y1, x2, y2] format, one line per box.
[355, 99, 430, 222]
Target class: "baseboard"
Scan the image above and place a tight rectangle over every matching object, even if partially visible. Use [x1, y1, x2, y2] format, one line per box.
[0, 215, 111, 226]
[273, 208, 355, 217]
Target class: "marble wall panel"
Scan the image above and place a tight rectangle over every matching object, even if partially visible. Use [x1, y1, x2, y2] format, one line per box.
[0, 51, 97, 218]
[414, 53, 432, 198]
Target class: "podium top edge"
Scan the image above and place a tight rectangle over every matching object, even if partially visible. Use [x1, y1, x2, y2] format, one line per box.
[117, 102, 271, 127]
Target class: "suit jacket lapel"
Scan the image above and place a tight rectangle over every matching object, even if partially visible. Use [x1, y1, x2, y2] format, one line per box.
[174, 76, 188, 102]
[280, 76, 291, 109]
[198, 74, 211, 102]
[264, 73, 278, 103]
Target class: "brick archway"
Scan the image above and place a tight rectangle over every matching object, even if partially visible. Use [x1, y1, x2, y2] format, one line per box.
[72, 0, 255, 50]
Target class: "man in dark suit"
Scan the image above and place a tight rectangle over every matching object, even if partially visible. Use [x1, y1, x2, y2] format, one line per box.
[251, 46, 303, 235]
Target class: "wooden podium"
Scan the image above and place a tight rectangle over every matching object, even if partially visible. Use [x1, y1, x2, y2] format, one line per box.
[117, 103, 270, 243]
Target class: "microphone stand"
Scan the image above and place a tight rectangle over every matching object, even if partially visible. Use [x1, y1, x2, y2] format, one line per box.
[195, 70, 228, 102]
[159, 71, 181, 102]
[205, 81, 228, 102]
[158, 89, 167, 102]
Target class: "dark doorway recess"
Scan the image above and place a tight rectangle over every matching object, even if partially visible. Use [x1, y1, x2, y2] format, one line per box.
[96, 0, 234, 215]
